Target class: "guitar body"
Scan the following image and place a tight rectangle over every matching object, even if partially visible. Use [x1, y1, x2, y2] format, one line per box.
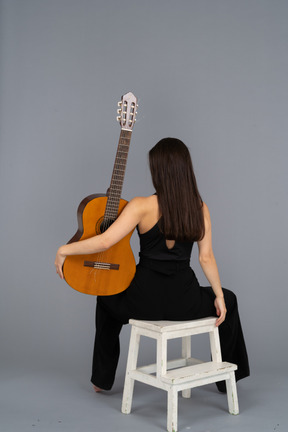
[63, 194, 136, 296]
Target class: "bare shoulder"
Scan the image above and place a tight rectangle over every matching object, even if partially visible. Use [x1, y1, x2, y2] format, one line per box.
[202, 202, 212, 230]
[202, 202, 210, 216]
[130, 195, 159, 233]
[129, 195, 157, 211]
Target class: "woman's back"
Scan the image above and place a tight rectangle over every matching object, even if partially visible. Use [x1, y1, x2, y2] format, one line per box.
[137, 194, 193, 260]
[137, 194, 160, 235]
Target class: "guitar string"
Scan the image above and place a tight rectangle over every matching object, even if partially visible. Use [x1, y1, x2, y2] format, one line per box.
[95, 154, 124, 270]
[88, 104, 135, 283]
[92, 137, 130, 277]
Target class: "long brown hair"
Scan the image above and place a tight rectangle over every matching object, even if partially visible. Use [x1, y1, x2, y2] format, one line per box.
[149, 138, 204, 242]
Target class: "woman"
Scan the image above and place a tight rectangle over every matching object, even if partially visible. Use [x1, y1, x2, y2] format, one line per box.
[55, 138, 249, 393]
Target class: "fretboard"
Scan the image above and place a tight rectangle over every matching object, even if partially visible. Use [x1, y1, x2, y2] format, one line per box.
[104, 129, 132, 222]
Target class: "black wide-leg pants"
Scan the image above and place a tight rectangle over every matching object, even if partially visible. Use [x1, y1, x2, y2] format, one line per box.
[91, 261, 250, 390]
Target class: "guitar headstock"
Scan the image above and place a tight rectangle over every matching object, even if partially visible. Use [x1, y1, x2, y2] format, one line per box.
[117, 92, 138, 130]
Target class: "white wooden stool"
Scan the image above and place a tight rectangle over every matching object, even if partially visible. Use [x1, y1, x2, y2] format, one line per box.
[121, 317, 239, 432]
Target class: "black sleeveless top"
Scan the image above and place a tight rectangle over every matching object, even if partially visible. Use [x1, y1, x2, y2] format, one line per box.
[137, 221, 193, 263]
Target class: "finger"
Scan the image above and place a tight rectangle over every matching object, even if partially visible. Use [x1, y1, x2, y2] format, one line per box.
[216, 312, 225, 326]
[216, 318, 223, 327]
[56, 266, 64, 279]
[218, 313, 227, 326]
[215, 317, 221, 326]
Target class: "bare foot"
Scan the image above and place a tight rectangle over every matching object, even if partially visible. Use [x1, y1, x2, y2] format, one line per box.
[93, 385, 102, 393]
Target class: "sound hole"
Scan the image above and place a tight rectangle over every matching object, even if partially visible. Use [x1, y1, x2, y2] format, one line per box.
[95, 217, 115, 234]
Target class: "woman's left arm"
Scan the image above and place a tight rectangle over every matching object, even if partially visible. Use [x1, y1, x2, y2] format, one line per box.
[55, 197, 144, 279]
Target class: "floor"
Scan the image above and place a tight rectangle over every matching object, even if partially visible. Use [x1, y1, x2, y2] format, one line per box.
[0, 366, 286, 432]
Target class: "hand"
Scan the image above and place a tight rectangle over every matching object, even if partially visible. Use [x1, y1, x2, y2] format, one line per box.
[55, 246, 66, 279]
[214, 296, 227, 326]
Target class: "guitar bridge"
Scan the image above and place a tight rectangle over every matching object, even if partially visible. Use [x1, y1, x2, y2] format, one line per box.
[84, 261, 120, 270]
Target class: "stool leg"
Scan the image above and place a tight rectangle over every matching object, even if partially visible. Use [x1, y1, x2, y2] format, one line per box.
[181, 336, 191, 398]
[121, 327, 140, 414]
[167, 387, 178, 432]
[226, 372, 239, 415]
[156, 335, 167, 378]
[209, 327, 222, 362]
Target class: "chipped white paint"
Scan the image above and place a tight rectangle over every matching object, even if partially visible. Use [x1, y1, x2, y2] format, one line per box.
[121, 317, 239, 432]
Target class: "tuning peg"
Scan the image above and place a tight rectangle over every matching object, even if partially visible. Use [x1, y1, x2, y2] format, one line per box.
[116, 116, 121, 122]
[117, 108, 121, 114]
[118, 101, 122, 106]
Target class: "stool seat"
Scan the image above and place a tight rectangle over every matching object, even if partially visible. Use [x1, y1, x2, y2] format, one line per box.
[122, 317, 239, 432]
[129, 317, 218, 332]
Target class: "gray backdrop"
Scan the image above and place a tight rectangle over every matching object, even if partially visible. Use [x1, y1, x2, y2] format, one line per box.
[0, 0, 287, 393]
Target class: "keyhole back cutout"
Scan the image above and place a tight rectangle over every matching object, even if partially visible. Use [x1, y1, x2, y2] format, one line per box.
[165, 239, 175, 250]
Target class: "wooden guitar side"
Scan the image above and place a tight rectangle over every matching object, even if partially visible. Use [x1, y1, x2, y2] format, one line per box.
[63, 195, 136, 296]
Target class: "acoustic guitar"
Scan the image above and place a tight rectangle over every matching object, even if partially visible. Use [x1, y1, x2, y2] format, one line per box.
[63, 92, 138, 295]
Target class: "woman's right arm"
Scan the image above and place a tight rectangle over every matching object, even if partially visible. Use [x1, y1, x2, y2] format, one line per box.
[197, 203, 227, 326]
[55, 197, 146, 279]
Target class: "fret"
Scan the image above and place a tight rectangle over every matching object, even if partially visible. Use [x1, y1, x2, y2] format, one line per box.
[103, 210, 114, 215]
[108, 191, 123, 196]
[105, 202, 121, 210]
[119, 131, 131, 138]
[117, 151, 128, 156]
[106, 204, 121, 211]
[104, 213, 117, 219]
[109, 185, 123, 190]
[116, 147, 128, 152]
[109, 186, 123, 191]
[113, 165, 126, 170]
[112, 175, 125, 179]
[107, 195, 122, 202]
[107, 192, 122, 197]
[113, 162, 127, 167]
[111, 175, 125, 181]
[103, 209, 117, 215]
[106, 203, 121, 211]
[108, 190, 123, 195]
[104, 209, 119, 214]
[107, 191, 122, 196]
[104, 214, 118, 219]
[112, 170, 126, 174]
[105, 209, 120, 214]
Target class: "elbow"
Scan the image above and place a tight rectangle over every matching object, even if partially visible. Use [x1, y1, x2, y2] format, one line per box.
[199, 252, 214, 265]
[99, 237, 110, 251]
[98, 233, 114, 251]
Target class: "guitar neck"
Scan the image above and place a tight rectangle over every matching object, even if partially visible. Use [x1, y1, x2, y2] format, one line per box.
[104, 129, 132, 221]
